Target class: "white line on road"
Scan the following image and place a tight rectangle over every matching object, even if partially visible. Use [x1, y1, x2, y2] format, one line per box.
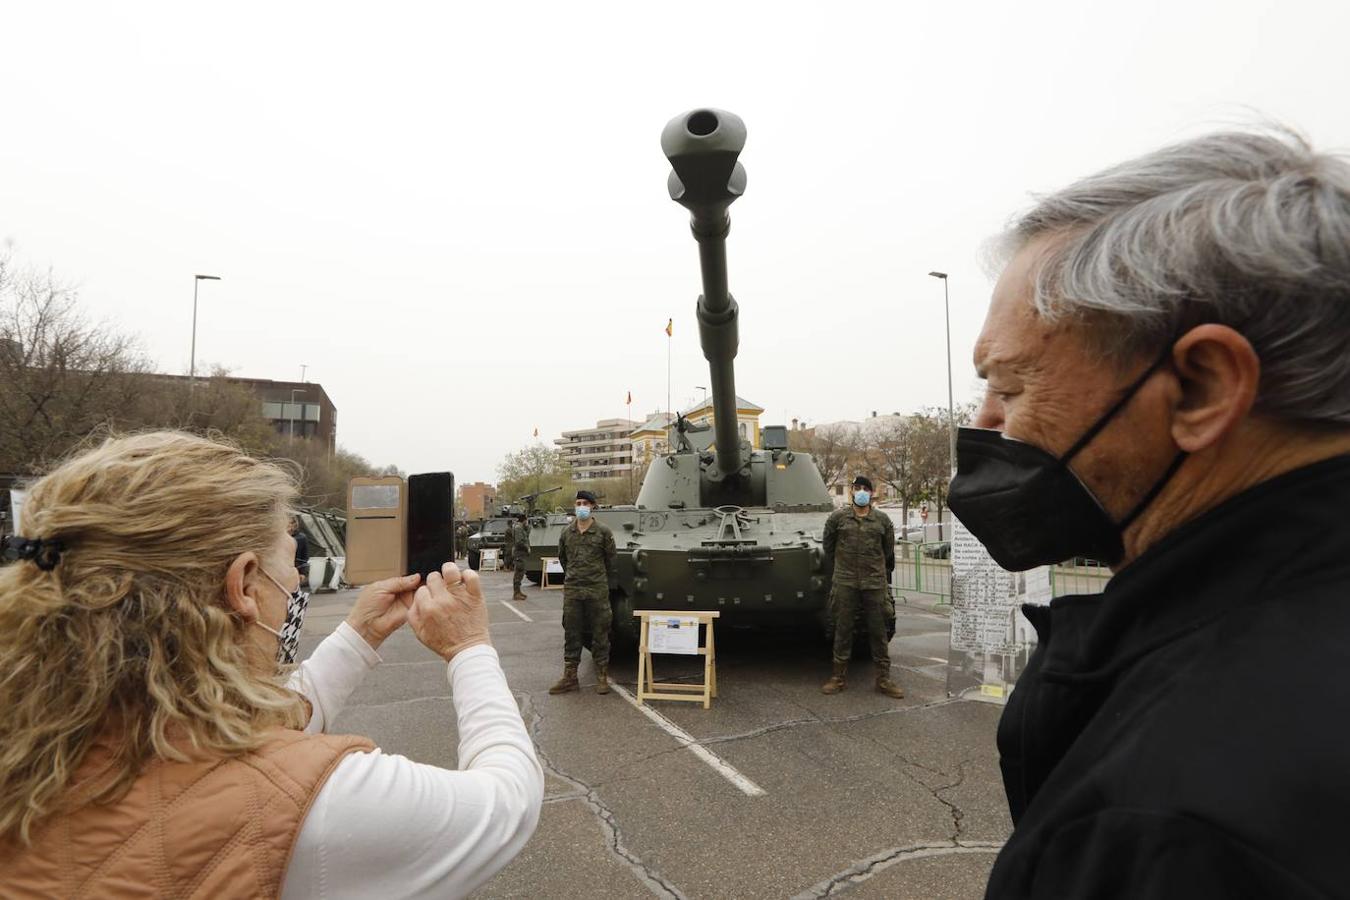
[611, 684, 766, 798]
[498, 600, 533, 622]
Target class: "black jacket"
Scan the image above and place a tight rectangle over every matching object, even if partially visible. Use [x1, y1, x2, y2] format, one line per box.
[293, 531, 310, 575]
[986, 455, 1350, 899]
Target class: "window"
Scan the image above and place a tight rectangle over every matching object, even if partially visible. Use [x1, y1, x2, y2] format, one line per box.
[738, 423, 748, 440]
[353, 485, 399, 509]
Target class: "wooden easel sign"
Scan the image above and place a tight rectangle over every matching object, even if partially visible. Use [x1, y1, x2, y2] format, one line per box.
[479, 548, 500, 571]
[634, 610, 719, 709]
[541, 556, 564, 590]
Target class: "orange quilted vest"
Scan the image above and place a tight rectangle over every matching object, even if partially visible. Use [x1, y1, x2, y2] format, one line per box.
[0, 728, 375, 899]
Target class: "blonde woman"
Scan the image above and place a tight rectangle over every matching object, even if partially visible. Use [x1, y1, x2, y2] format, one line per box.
[0, 432, 542, 898]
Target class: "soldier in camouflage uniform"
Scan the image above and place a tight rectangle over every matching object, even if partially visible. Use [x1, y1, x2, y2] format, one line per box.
[510, 512, 530, 601]
[499, 512, 513, 569]
[820, 475, 904, 698]
[549, 490, 617, 696]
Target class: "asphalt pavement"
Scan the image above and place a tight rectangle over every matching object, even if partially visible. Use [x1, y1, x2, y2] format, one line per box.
[298, 570, 1011, 899]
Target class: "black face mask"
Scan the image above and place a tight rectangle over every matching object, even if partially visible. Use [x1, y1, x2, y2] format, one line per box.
[948, 348, 1187, 571]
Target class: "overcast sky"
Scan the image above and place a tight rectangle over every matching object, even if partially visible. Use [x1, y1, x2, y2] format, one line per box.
[3, 1, 1347, 483]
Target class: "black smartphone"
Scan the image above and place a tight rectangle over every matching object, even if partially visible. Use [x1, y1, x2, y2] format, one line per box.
[406, 472, 455, 578]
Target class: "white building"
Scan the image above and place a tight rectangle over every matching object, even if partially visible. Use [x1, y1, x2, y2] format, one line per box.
[554, 417, 639, 481]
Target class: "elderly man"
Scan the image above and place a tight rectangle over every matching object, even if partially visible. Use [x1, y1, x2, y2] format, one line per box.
[950, 130, 1350, 898]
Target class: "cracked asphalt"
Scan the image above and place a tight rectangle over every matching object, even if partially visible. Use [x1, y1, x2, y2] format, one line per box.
[299, 572, 1011, 899]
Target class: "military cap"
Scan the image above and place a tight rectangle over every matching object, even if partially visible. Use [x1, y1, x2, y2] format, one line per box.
[576, 489, 598, 504]
[851, 475, 874, 492]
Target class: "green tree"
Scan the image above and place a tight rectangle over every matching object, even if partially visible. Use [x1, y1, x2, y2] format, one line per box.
[495, 443, 571, 508]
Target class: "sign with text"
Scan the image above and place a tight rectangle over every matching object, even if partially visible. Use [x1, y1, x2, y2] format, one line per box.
[647, 616, 700, 655]
[945, 518, 1051, 703]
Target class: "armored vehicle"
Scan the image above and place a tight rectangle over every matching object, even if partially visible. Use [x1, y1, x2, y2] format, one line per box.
[523, 502, 638, 586]
[466, 516, 512, 570]
[587, 108, 844, 650]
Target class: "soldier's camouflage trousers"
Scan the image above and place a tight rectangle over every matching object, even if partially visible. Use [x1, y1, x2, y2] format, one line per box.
[513, 556, 527, 592]
[831, 585, 892, 670]
[563, 594, 611, 668]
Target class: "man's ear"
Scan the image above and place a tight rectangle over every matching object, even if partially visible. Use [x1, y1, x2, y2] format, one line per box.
[224, 552, 262, 623]
[1169, 324, 1261, 453]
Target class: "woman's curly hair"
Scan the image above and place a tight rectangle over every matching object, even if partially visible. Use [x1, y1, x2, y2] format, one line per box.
[0, 431, 304, 845]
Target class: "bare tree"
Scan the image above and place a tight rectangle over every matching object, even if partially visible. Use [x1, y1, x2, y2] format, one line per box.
[905, 404, 978, 534]
[0, 254, 152, 472]
[790, 422, 862, 493]
[868, 415, 918, 525]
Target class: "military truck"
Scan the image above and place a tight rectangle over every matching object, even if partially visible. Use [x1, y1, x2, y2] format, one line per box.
[465, 515, 513, 570]
[578, 108, 846, 652]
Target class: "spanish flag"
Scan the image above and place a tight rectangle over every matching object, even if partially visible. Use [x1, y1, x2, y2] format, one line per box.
[533, 427, 538, 438]
[665, 318, 673, 337]
[626, 391, 632, 405]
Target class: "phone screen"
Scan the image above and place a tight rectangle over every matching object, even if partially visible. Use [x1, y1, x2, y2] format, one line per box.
[406, 472, 454, 578]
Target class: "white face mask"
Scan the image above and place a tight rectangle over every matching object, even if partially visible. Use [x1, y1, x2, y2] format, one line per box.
[575, 505, 592, 520]
[256, 568, 310, 665]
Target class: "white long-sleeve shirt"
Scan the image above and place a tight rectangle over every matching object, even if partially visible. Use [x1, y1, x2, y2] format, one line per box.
[281, 623, 543, 899]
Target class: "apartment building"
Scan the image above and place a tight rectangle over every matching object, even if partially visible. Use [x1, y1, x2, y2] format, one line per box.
[554, 417, 638, 481]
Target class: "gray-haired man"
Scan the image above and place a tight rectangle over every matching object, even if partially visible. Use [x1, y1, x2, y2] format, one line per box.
[954, 130, 1350, 898]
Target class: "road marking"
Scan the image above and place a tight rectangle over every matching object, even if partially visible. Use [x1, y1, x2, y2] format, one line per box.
[498, 600, 533, 622]
[611, 684, 766, 798]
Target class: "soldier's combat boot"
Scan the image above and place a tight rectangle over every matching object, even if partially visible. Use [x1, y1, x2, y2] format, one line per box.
[512, 590, 527, 602]
[875, 665, 905, 699]
[549, 664, 579, 695]
[595, 665, 611, 695]
[821, 662, 848, 695]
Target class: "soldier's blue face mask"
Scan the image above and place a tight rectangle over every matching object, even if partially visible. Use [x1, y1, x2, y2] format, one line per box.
[948, 344, 1186, 571]
[575, 505, 592, 520]
[852, 490, 871, 507]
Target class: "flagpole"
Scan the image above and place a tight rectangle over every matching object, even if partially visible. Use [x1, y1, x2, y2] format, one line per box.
[627, 391, 633, 499]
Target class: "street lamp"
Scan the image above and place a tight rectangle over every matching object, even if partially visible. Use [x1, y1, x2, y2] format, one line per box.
[695, 385, 708, 407]
[189, 275, 221, 386]
[289, 389, 307, 438]
[929, 271, 956, 539]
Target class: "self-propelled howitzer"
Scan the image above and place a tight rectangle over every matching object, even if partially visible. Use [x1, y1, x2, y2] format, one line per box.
[584, 109, 848, 652]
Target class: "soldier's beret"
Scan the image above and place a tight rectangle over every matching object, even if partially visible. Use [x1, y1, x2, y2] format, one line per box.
[851, 475, 874, 491]
[576, 490, 598, 504]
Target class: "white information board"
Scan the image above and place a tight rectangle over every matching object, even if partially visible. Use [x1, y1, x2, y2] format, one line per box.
[545, 557, 564, 574]
[646, 616, 700, 655]
[946, 518, 1052, 702]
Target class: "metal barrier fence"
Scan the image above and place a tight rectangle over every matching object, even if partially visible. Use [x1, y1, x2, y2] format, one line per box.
[893, 541, 953, 604]
[891, 541, 1112, 606]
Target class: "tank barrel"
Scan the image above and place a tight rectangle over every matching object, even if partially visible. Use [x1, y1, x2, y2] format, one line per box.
[661, 108, 747, 477]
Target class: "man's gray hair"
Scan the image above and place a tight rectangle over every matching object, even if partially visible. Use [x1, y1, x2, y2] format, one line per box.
[1003, 128, 1350, 426]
